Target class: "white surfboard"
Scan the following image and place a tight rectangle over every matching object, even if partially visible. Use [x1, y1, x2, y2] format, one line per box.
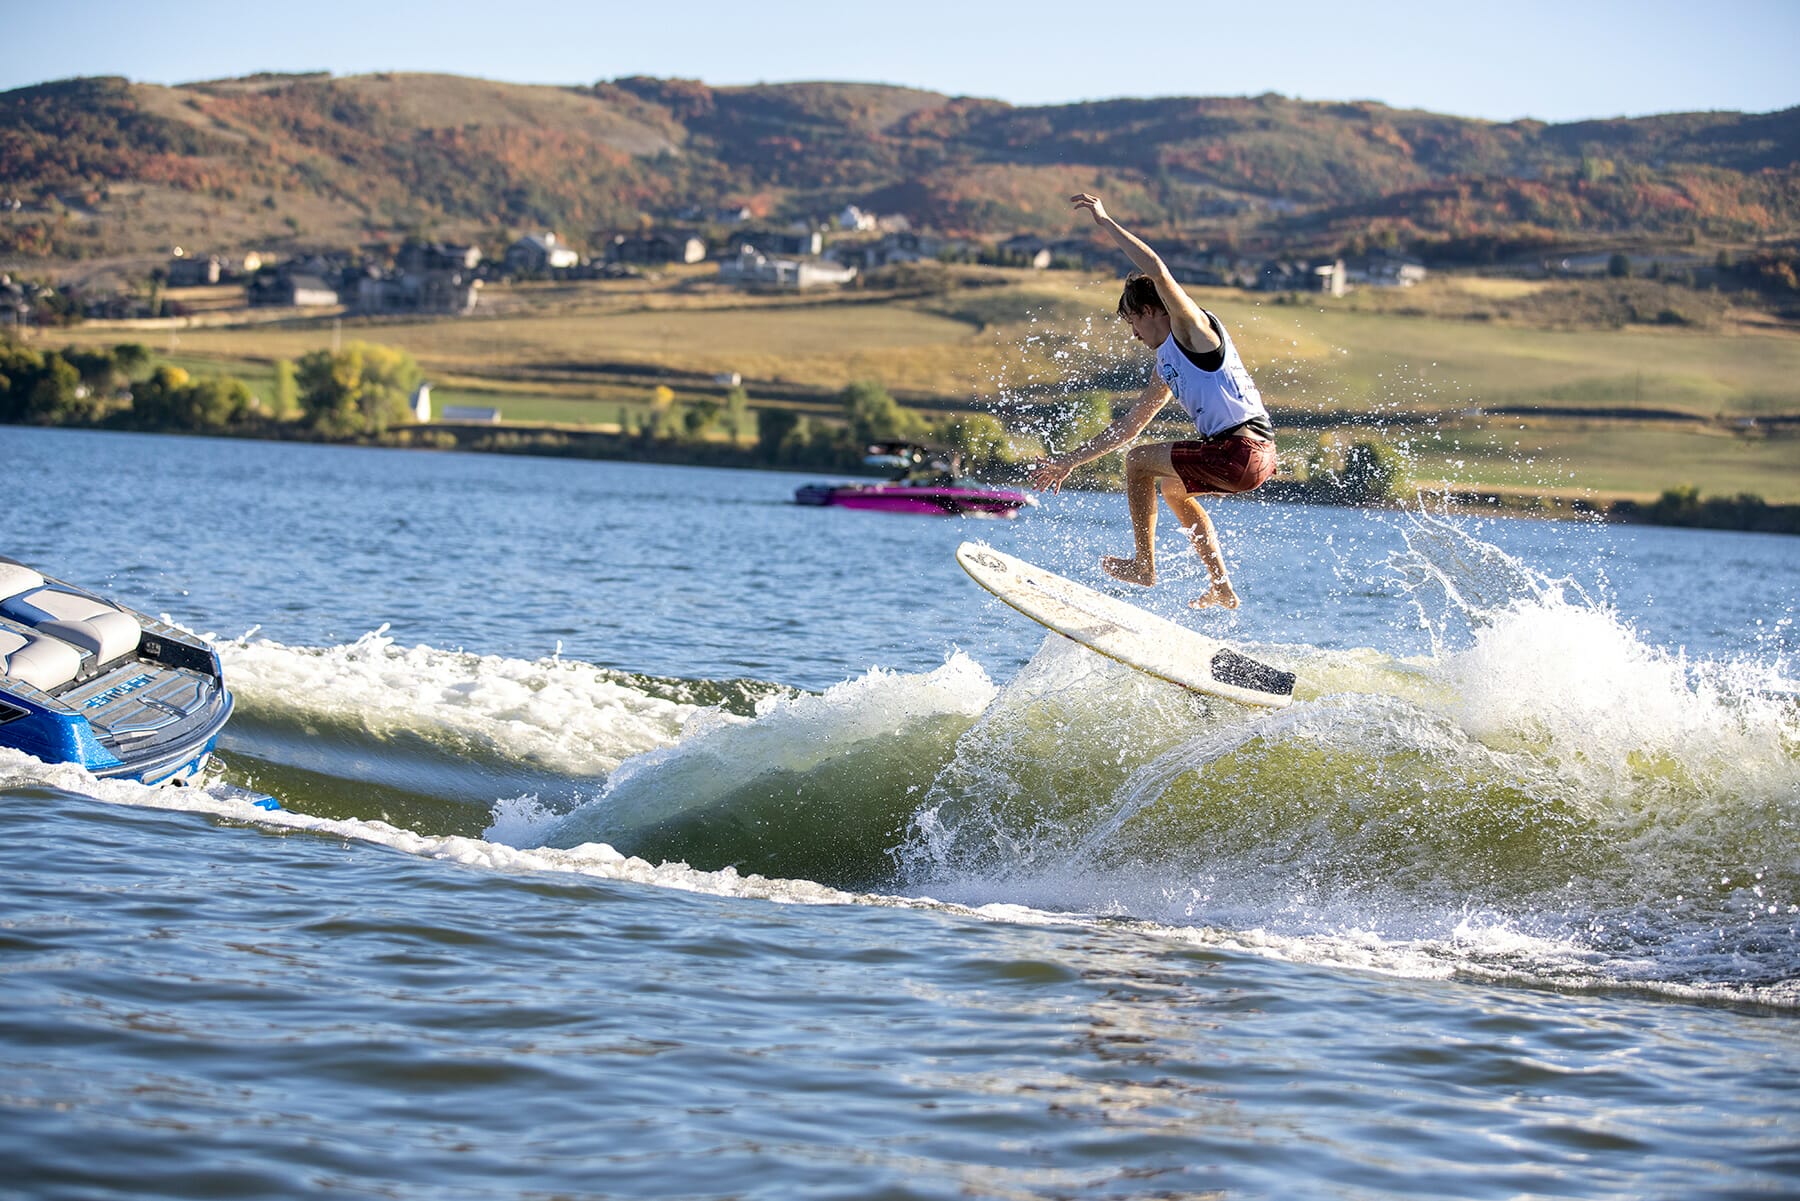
[956, 542, 1296, 709]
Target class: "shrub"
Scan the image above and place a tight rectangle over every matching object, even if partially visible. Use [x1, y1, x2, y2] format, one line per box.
[1303, 434, 1410, 505]
[296, 341, 422, 436]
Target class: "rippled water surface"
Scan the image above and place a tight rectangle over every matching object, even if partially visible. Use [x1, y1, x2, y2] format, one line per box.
[4, 425, 1797, 1200]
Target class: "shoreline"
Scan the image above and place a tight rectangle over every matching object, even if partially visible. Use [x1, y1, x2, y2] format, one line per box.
[21, 418, 1799, 536]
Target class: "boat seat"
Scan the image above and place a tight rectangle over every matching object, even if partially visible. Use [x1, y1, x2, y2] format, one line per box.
[0, 626, 85, 692]
[1, 586, 141, 664]
[0, 562, 46, 603]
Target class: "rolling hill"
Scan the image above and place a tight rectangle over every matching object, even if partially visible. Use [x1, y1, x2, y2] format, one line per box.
[1, 72, 1796, 266]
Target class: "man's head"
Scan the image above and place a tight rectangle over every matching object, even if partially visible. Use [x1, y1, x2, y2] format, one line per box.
[1116, 272, 1171, 346]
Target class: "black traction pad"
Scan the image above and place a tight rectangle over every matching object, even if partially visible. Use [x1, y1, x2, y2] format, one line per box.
[1210, 648, 1297, 697]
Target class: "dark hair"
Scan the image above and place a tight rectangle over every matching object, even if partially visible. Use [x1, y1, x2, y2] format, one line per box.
[1116, 272, 1165, 318]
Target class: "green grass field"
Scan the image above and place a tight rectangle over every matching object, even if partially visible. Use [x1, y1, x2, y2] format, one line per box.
[1372, 421, 1796, 503]
[41, 269, 1800, 503]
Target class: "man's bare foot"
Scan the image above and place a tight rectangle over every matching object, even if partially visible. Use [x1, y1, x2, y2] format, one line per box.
[1102, 555, 1155, 587]
[1189, 582, 1240, 610]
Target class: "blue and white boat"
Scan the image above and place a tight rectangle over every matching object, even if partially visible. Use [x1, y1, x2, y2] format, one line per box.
[0, 557, 234, 785]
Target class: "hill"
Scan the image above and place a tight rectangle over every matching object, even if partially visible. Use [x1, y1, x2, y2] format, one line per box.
[2, 73, 1797, 268]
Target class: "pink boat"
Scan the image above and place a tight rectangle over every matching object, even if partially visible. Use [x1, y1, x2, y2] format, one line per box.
[795, 443, 1037, 519]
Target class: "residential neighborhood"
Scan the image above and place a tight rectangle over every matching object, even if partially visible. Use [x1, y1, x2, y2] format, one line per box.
[7, 199, 1443, 327]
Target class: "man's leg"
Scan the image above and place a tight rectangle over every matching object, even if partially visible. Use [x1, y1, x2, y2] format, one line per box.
[1159, 480, 1239, 610]
[1101, 442, 1175, 587]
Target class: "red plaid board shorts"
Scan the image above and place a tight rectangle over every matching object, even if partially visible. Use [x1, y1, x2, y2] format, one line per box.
[1169, 435, 1277, 495]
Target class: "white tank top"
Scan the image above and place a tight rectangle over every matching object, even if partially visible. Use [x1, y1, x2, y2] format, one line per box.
[1154, 311, 1269, 438]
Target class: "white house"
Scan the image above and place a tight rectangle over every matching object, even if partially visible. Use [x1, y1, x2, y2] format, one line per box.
[838, 205, 877, 232]
[439, 405, 502, 423]
[718, 245, 857, 290]
[284, 274, 341, 306]
[1343, 254, 1428, 287]
[505, 233, 580, 274]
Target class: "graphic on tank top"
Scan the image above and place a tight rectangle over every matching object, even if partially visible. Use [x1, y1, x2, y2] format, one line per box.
[1155, 311, 1270, 438]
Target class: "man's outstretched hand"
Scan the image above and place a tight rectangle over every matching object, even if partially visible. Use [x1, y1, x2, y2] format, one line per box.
[1070, 193, 1110, 224]
[1031, 460, 1074, 493]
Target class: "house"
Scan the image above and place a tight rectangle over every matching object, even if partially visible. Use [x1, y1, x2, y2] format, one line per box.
[1313, 258, 1347, 297]
[1257, 258, 1345, 294]
[0, 274, 28, 327]
[504, 232, 580, 274]
[838, 205, 877, 232]
[998, 235, 1053, 269]
[249, 269, 340, 307]
[730, 229, 822, 257]
[1343, 254, 1427, 287]
[833, 230, 946, 270]
[398, 242, 482, 273]
[1256, 260, 1303, 291]
[284, 274, 341, 306]
[1047, 238, 1105, 269]
[355, 269, 479, 315]
[414, 270, 480, 313]
[718, 245, 856, 290]
[438, 405, 501, 423]
[607, 231, 707, 265]
[166, 253, 222, 286]
[245, 254, 346, 305]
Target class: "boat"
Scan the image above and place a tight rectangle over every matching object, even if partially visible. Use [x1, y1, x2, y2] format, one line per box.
[0, 557, 235, 785]
[795, 442, 1037, 518]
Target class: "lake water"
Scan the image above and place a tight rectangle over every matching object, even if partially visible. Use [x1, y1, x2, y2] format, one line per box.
[4, 424, 1797, 1200]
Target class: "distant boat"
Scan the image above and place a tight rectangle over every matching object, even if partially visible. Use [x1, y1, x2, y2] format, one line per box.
[795, 442, 1036, 519]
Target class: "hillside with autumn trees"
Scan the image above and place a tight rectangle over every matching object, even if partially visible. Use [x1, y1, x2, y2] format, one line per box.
[2, 71, 1796, 266]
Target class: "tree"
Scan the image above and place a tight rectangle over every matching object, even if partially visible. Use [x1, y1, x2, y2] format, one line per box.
[724, 385, 750, 443]
[296, 341, 422, 435]
[756, 407, 800, 461]
[841, 379, 926, 447]
[111, 342, 152, 382]
[25, 354, 85, 424]
[683, 396, 721, 438]
[0, 343, 47, 423]
[62, 346, 123, 396]
[939, 413, 1012, 470]
[271, 358, 299, 419]
[128, 364, 252, 430]
[1305, 435, 1409, 505]
[128, 364, 191, 428]
[1048, 391, 1113, 453]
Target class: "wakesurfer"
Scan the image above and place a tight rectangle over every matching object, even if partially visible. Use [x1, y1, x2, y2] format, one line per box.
[1031, 192, 1276, 609]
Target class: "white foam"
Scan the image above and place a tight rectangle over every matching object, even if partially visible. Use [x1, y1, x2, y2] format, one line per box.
[219, 627, 695, 774]
[0, 747, 854, 906]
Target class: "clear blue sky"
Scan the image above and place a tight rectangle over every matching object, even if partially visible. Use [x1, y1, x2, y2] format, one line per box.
[5, 0, 1796, 123]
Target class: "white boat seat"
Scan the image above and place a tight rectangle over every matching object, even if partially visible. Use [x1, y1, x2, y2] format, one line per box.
[0, 626, 85, 692]
[0, 562, 46, 603]
[1, 586, 141, 664]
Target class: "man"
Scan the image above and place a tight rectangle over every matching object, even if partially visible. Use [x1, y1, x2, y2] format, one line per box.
[1032, 192, 1276, 610]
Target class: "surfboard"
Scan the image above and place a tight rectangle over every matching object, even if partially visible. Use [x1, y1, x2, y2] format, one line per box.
[956, 542, 1297, 709]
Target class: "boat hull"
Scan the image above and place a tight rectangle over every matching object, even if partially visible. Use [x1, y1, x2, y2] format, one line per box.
[796, 484, 1035, 518]
[1, 559, 236, 785]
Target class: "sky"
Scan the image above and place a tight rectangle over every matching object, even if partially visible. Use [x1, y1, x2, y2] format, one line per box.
[4, 0, 1796, 123]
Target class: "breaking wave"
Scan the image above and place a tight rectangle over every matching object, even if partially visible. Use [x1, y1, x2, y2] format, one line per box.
[8, 516, 1793, 1005]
